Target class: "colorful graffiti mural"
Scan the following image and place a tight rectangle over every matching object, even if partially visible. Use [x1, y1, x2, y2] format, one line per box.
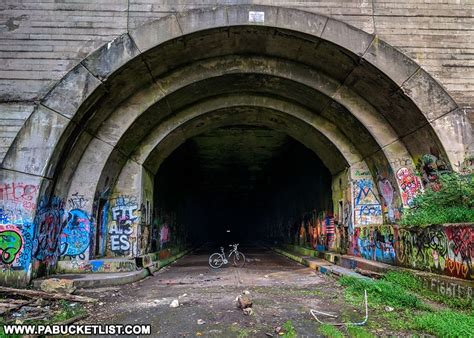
[60, 209, 92, 259]
[353, 179, 383, 225]
[0, 225, 23, 264]
[350, 224, 473, 280]
[0, 182, 38, 274]
[109, 195, 138, 255]
[396, 167, 422, 206]
[33, 196, 65, 266]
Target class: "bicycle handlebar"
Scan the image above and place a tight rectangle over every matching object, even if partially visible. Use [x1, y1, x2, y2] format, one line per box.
[229, 243, 239, 247]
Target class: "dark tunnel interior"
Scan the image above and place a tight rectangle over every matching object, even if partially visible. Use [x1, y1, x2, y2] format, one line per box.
[154, 126, 333, 247]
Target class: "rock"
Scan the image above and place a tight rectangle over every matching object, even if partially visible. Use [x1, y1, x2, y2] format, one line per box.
[39, 278, 76, 294]
[197, 319, 205, 325]
[236, 295, 252, 309]
[243, 308, 253, 316]
[243, 290, 250, 295]
[275, 326, 281, 333]
[170, 299, 179, 308]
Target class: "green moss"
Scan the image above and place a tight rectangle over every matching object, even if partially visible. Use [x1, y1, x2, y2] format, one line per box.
[347, 325, 375, 338]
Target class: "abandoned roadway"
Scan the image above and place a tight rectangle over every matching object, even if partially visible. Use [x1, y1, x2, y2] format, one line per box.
[77, 245, 373, 337]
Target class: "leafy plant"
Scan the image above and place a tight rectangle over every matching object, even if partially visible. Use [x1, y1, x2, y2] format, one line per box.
[413, 310, 474, 337]
[281, 320, 297, 338]
[401, 172, 474, 226]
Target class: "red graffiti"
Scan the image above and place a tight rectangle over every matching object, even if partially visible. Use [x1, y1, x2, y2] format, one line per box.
[396, 168, 422, 206]
[0, 182, 39, 211]
[445, 258, 469, 279]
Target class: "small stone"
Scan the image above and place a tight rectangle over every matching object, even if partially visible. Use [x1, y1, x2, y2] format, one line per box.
[170, 299, 179, 308]
[385, 306, 394, 312]
[39, 278, 76, 294]
[264, 275, 269, 278]
[243, 290, 250, 295]
[98, 302, 104, 306]
[197, 319, 205, 325]
[180, 293, 188, 298]
[275, 326, 281, 333]
[236, 295, 252, 309]
[243, 308, 253, 316]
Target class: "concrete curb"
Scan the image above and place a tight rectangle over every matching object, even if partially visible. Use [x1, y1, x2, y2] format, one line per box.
[271, 245, 473, 300]
[32, 247, 194, 289]
[271, 247, 366, 280]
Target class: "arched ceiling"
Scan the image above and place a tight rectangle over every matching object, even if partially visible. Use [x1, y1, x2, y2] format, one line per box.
[1, 5, 465, 210]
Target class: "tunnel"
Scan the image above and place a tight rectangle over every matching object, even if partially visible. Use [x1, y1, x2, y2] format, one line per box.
[1, 5, 470, 286]
[154, 125, 333, 246]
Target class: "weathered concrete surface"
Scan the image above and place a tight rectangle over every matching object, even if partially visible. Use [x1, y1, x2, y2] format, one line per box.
[0, 4, 472, 288]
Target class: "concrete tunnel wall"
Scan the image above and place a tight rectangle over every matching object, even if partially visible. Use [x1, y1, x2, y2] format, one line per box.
[0, 5, 472, 286]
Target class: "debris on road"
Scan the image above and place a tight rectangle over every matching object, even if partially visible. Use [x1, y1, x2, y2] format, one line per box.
[243, 308, 253, 316]
[236, 294, 252, 310]
[0, 286, 97, 303]
[39, 278, 76, 294]
[170, 299, 179, 308]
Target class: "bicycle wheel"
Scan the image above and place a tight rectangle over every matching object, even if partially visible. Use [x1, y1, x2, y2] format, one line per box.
[233, 252, 246, 268]
[209, 253, 224, 269]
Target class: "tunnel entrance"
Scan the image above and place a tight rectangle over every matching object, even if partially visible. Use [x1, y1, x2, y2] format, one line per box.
[154, 125, 333, 247]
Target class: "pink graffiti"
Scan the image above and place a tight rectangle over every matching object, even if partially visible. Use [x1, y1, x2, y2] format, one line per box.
[396, 168, 422, 206]
[0, 182, 39, 211]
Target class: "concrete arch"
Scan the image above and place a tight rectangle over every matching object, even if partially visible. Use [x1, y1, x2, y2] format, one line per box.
[2, 5, 467, 184]
[0, 4, 469, 285]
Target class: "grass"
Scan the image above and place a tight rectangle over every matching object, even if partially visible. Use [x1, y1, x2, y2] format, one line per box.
[51, 300, 86, 322]
[319, 324, 344, 338]
[337, 272, 474, 337]
[281, 320, 297, 338]
[346, 325, 375, 338]
[383, 271, 473, 310]
[338, 275, 426, 309]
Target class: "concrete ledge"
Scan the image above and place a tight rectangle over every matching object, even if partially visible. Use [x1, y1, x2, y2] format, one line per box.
[56, 258, 137, 274]
[272, 244, 473, 300]
[32, 247, 193, 289]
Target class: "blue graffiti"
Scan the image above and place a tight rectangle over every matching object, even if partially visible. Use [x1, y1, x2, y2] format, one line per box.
[60, 209, 91, 259]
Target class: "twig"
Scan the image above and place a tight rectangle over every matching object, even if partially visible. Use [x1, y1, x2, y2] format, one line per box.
[0, 287, 97, 303]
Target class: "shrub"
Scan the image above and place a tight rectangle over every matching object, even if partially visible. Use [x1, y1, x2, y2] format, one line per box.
[400, 172, 474, 226]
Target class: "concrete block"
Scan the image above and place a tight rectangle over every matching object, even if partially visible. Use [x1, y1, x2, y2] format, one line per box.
[401, 68, 458, 122]
[129, 14, 182, 53]
[176, 6, 228, 35]
[42, 63, 103, 120]
[321, 18, 373, 57]
[81, 33, 141, 81]
[363, 37, 419, 87]
[430, 108, 472, 167]
[1, 105, 71, 177]
[275, 7, 327, 38]
[227, 5, 279, 28]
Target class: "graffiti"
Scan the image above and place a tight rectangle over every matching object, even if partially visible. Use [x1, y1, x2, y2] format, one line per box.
[396, 167, 422, 206]
[0, 182, 39, 211]
[354, 226, 396, 264]
[0, 226, 23, 264]
[67, 192, 88, 209]
[343, 201, 352, 234]
[33, 196, 65, 265]
[349, 224, 473, 280]
[353, 179, 382, 225]
[417, 151, 450, 190]
[389, 157, 412, 168]
[160, 223, 170, 249]
[377, 176, 397, 222]
[60, 209, 91, 259]
[109, 195, 138, 255]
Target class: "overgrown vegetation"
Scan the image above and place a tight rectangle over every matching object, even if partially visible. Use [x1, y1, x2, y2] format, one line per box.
[281, 320, 297, 338]
[337, 272, 474, 337]
[400, 172, 474, 226]
[383, 271, 473, 310]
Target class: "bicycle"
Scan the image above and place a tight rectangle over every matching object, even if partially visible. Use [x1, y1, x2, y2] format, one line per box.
[209, 243, 246, 268]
